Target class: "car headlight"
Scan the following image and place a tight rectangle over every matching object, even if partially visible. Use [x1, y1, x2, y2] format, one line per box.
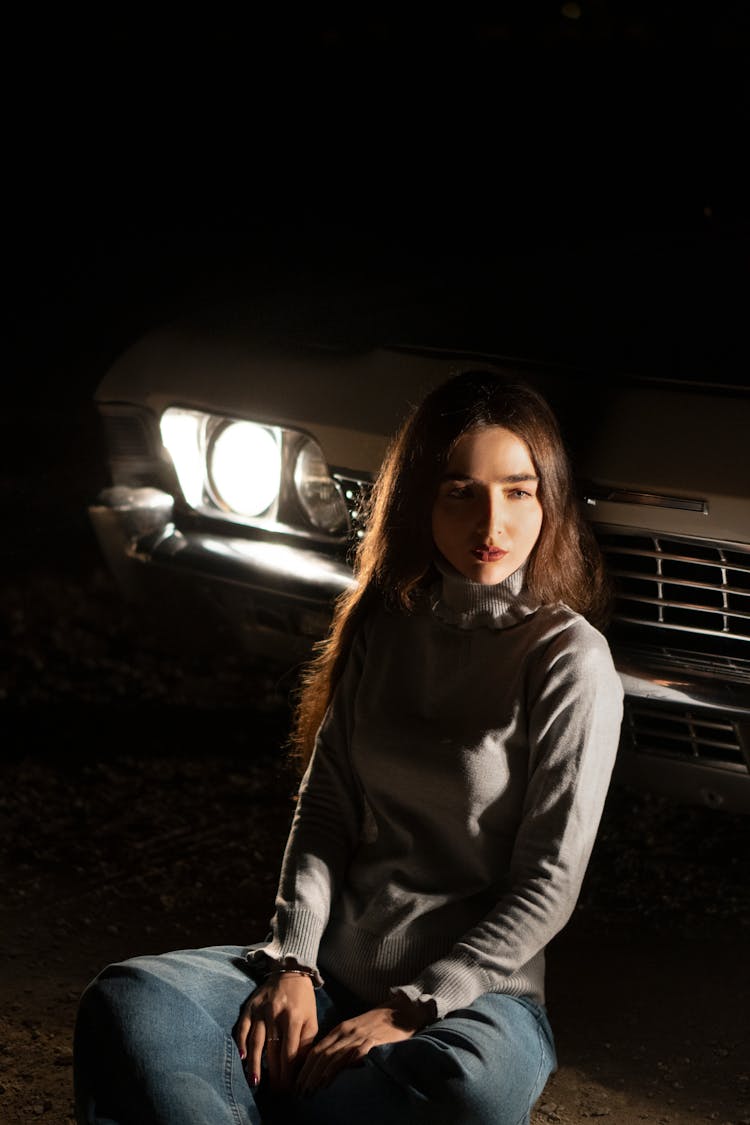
[209, 421, 282, 517]
[158, 410, 207, 509]
[159, 406, 349, 538]
[294, 439, 348, 535]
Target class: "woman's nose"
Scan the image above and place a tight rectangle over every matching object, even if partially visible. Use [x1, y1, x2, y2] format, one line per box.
[476, 491, 503, 538]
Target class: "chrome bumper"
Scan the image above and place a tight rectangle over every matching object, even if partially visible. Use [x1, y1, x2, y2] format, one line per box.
[90, 487, 750, 810]
[89, 486, 355, 663]
[616, 653, 750, 715]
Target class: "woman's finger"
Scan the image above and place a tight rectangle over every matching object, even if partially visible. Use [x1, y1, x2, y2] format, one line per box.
[278, 1016, 300, 1091]
[247, 1020, 266, 1090]
[295, 1040, 323, 1094]
[296, 1025, 317, 1067]
[265, 1021, 287, 1090]
[317, 1041, 364, 1090]
[297, 1029, 347, 1095]
[233, 1007, 252, 1061]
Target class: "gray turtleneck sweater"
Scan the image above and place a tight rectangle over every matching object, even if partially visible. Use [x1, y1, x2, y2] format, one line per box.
[249, 564, 623, 1018]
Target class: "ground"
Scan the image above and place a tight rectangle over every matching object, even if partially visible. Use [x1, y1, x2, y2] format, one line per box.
[1, 559, 748, 1125]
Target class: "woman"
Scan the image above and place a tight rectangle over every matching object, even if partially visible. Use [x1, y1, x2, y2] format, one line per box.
[74, 370, 623, 1125]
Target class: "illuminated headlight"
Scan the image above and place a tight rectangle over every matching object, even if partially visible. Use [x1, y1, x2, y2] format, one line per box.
[159, 406, 349, 539]
[209, 421, 281, 517]
[160, 409, 282, 518]
[294, 440, 348, 534]
[159, 410, 207, 509]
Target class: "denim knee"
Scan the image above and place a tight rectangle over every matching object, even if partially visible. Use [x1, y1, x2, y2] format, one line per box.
[79, 961, 180, 1063]
[292, 995, 555, 1125]
[367, 994, 556, 1125]
[74, 954, 260, 1125]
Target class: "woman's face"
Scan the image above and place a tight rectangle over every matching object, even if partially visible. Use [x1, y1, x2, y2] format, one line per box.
[431, 425, 543, 585]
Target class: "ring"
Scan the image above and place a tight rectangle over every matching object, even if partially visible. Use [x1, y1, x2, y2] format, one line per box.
[267, 1036, 281, 1043]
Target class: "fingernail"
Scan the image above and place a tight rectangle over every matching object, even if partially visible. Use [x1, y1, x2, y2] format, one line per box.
[251, 1074, 260, 1088]
[239, 1048, 246, 1061]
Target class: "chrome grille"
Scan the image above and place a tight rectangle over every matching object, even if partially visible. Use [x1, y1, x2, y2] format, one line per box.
[596, 530, 750, 664]
[101, 410, 153, 460]
[334, 474, 372, 546]
[623, 700, 748, 771]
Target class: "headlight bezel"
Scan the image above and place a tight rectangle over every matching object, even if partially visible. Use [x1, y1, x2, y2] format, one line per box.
[159, 405, 351, 542]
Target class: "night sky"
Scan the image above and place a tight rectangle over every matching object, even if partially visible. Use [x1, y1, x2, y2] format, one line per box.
[8, 12, 749, 418]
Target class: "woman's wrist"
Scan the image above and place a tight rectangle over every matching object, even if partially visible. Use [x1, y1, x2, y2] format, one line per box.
[391, 989, 438, 1029]
[263, 967, 316, 982]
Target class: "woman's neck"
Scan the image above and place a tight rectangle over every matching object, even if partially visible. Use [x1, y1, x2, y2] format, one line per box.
[430, 552, 535, 629]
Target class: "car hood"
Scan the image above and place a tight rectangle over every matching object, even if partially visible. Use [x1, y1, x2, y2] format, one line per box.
[98, 325, 750, 544]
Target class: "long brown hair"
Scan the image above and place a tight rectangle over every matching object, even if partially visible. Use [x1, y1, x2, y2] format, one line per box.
[290, 369, 610, 768]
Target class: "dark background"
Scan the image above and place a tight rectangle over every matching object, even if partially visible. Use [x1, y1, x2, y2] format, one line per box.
[9, 8, 750, 396]
[7, 10, 750, 569]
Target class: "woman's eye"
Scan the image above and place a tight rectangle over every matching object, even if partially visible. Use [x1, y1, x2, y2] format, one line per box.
[509, 489, 532, 499]
[446, 487, 474, 500]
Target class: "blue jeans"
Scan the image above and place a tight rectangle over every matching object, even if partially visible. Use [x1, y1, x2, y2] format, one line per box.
[74, 945, 556, 1125]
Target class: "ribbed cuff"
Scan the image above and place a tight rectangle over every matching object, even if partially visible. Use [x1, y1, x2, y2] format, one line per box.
[245, 908, 327, 987]
[392, 952, 490, 1019]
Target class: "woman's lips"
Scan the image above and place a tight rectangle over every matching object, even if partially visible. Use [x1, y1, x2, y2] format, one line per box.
[471, 546, 508, 562]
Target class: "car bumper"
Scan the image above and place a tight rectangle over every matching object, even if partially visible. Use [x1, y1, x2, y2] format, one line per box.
[90, 487, 750, 811]
[89, 486, 355, 664]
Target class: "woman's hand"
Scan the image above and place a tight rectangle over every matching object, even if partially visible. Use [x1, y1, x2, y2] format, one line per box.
[295, 1003, 426, 1096]
[233, 973, 318, 1092]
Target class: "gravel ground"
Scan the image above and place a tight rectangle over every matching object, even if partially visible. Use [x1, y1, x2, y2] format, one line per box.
[2, 560, 749, 1125]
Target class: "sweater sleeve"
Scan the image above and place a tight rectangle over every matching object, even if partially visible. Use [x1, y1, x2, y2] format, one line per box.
[393, 622, 624, 1018]
[246, 629, 366, 983]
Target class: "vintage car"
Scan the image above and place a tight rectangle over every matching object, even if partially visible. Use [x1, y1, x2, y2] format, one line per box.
[88, 315, 750, 813]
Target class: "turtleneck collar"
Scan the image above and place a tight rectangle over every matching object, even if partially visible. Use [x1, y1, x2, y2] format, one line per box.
[430, 552, 539, 630]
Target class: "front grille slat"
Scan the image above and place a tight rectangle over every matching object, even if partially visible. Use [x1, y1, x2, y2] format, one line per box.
[617, 593, 750, 622]
[102, 411, 154, 460]
[608, 569, 750, 598]
[632, 726, 738, 754]
[603, 545, 750, 575]
[596, 529, 750, 666]
[616, 615, 750, 644]
[623, 700, 748, 771]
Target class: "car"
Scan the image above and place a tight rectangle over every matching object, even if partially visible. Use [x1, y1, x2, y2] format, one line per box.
[88, 309, 750, 813]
